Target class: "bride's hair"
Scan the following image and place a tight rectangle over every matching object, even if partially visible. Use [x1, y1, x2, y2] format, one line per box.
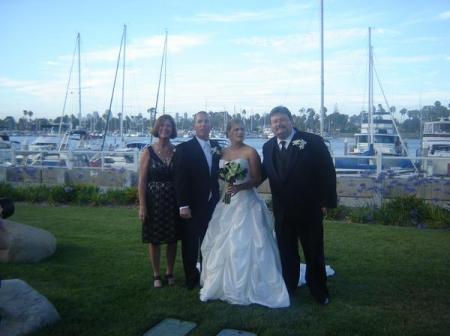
[226, 119, 244, 138]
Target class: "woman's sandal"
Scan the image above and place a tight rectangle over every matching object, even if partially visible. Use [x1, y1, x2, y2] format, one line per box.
[153, 276, 162, 288]
[164, 274, 175, 286]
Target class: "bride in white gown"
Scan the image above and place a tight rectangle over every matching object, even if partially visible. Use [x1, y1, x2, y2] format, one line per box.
[200, 119, 290, 308]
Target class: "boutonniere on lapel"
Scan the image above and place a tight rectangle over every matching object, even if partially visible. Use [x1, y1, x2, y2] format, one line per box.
[292, 139, 307, 150]
[210, 145, 221, 157]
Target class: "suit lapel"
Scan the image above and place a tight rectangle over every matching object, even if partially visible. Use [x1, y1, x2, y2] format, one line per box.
[266, 137, 283, 184]
[210, 140, 220, 177]
[190, 137, 210, 176]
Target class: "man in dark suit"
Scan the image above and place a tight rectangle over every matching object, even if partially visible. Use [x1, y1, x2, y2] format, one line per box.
[262, 106, 337, 304]
[173, 111, 221, 289]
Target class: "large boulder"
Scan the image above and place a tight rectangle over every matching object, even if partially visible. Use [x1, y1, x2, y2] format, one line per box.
[0, 279, 60, 335]
[0, 220, 56, 263]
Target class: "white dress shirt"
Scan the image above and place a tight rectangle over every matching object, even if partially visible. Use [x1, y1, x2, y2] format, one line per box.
[277, 129, 296, 150]
[196, 136, 212, 173]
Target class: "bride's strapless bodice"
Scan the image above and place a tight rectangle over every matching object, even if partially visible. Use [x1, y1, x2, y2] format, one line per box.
[219, 158, 250, 185]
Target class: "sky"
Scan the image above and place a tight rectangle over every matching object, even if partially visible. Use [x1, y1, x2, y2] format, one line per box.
[1, 0, 449, 120]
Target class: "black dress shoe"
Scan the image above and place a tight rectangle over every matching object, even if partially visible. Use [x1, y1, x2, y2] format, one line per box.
[288, 288, 297, 297]
[319, 297, 330, 305]
[185, 281, 200, 290]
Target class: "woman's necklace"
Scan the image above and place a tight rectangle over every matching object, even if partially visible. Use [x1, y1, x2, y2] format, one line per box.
[155, 143, 173, 165]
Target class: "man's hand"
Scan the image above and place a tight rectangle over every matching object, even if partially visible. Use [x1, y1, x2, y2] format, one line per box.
[321, 207, 327, 216]
[180, 207, 192, 219]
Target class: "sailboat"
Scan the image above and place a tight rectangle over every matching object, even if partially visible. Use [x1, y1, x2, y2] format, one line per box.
[335, 28, 415, 173]
[89, 25, 154, 170]
[30, 33, 90, 161]
[28, 34, 82, 153]
[349, 28, 407, 157]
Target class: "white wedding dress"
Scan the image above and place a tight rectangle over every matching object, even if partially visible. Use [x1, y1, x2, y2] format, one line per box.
[200, 158, 290, 308]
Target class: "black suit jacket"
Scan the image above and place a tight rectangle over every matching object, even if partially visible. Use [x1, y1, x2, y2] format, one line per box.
[262, 130, 337, 223]
[173, 137, 221, 216]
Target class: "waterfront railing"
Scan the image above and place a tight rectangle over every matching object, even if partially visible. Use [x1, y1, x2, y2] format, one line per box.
[0, 149, 449, 177]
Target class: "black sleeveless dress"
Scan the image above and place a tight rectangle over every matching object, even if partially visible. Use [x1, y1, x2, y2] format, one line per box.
[142, 146, 179, 244]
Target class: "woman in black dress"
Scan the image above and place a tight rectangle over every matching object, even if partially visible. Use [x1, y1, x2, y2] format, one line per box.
[138, 115, 179, 288]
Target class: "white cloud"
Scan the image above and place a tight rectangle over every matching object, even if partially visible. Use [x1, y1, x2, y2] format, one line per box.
[232, 28, 388, 53]
[0, 76, 67, 99]
[0, 25, 447, 119]
[377, 55, 442, 64]
[44, 61, 62, 67]
[3, 32, 212, 117]
[177, 3, 312, 23]
[437, 11, 450, 20]
[58, 34, 209, 63]
[398, 36, 440, 44]
[0, 77, 39, 89]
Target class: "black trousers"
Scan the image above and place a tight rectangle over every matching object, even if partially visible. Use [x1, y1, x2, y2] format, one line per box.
[180, 199, 216, 286]
[274, 209, 329, 302]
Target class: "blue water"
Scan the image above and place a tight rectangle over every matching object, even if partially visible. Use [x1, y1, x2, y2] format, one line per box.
[11, 135, 421, 157]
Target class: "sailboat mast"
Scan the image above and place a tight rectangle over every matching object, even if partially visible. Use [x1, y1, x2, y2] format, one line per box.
[120, 25, 126, 141]
[101, 26, 126, 151]
[223, 111, 227, 133]
[59, 34, 78, 135]
[154, 30, 168, 125]
[368, 27, 374, 145]
[320, 0, 325, 137]
[77, 33, 82, 123]
[163, 29, 168, 114]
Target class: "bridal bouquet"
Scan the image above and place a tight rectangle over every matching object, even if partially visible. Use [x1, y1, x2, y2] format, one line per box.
[218, 161, 247, 204]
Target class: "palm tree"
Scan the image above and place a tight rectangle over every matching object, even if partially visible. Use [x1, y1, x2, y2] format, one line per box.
[400, 108, 407, 122]
[4, 116, 16, 130]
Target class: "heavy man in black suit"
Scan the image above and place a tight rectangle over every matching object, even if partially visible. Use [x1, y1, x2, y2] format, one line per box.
[262, 106, 337, 304]
[173, 111, 221, 289]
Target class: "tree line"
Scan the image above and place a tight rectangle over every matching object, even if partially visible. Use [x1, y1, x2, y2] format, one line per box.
[1, 101, 448, 136]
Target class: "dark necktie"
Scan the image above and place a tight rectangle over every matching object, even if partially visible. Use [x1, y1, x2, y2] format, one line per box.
[280, 140, 287, 156]
[279, 140, 288, 175]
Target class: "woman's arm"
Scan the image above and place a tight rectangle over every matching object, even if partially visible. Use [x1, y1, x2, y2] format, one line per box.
[138, 149, 151, 222]
[229, 147, 261, 194]
[246, 147, 262, 187]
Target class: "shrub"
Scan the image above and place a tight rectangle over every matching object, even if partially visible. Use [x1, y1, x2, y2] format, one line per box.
[327, 205, 352, 221]
[0, 182, 21, 200]
[0, 183, 136, 207]
[99, 188, 125, 205]
[347, 204, 377, 224]
[376, 195, 427, 227]
[376, 195, 450, 228]
[124, 187, 138, 205]
[74, 185, 100, 205]
[422, 202, 450, 229]
[0, 183, 448, 229]
[48, 185, 77, 204]
[23, 185, 51, 203]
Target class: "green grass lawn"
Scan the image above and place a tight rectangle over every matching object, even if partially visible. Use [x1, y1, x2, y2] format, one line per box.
[1, 204, 449, 336]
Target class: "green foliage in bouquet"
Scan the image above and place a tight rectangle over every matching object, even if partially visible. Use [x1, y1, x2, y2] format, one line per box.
[218, 161, 247, 204]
